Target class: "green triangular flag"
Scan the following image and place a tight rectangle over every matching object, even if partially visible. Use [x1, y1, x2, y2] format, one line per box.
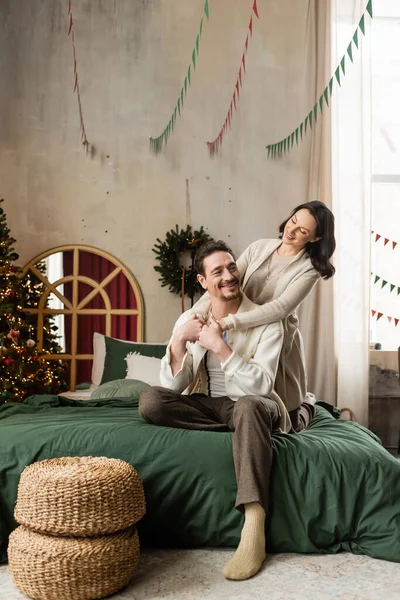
[309, 110, 313, 130]
[196, 34, 200, 55]
[398, 287, 400, 295]
[359, 15, 365, 36]
[188, 65, 191, 84]
[329, 77, 334, 96]
[174, 106, 177, 121]
[347, 42, 354, 63]
[177, 98, 181, 116]
[200, 18, 203, 37]
[353, 29, 359, 48]
[267, 146, 271, 158]
[319, 95, 324, 113]
[300, 122, 303, 139]
[323, 87, 329, 107]
[381, 280, 388, 289]
[204, 0, 209, 19]
[295, 127, 299, 144]
[291, 132, 295, 147]
[171, 115, 175, 133]
[335, 66, 341, 86]
[340, 56, 346, 76]
[184, 77, 188, 95]
[313, 103, 318, 122]
[304, 116, 309, 134]
[192, 49, 196, 69]
[366, 0, 373, 18]
[284, 139, 287, 154]
[390, 284, 395, 293]
[180, 88, 184, 107]
[374, 275, 380, 284]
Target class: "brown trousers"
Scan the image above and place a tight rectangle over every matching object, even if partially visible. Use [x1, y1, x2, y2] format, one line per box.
[139, 387, 314, 516]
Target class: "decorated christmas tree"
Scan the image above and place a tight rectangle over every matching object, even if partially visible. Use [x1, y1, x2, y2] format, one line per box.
[0, 198, 68, 403]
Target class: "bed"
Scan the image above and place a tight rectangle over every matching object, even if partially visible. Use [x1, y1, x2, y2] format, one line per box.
[1, 245, 399, 565]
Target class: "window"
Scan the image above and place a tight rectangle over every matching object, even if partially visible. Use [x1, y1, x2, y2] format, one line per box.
[369, 0, 400, 350]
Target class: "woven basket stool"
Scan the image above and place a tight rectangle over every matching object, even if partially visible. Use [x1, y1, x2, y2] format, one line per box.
[8, 525, 140, 600]
[14, 456, 146, 536]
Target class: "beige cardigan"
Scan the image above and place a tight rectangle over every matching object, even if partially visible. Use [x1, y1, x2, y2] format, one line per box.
[160, 293, 292, 432]
[193, 239, 320, 412]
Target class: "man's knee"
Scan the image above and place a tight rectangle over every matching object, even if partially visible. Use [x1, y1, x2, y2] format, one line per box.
[139, 386, 167, 423]
[234, 395, 278, 422]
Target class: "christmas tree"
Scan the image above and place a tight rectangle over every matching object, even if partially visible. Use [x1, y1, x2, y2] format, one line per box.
[0, 198, 68, 403]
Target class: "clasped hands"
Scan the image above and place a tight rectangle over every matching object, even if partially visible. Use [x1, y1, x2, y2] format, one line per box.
[174, 314, 228, 355]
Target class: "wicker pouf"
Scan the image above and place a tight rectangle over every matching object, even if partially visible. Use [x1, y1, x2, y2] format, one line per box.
[8, 525, 140, 600]
[15, 457, 146, 536]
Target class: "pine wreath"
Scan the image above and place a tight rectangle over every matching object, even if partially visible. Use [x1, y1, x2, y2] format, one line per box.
[153, 225, 211, 302]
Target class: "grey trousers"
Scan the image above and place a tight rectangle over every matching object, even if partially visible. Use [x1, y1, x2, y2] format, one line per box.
[139, 387, 314, 516]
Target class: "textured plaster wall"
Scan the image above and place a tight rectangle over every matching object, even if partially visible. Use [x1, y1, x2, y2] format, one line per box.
[0, 0, 318, 341]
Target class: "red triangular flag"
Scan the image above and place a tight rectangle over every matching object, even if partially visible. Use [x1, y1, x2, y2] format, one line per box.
[375, 234, 381, 242]
[236, 81, 240, 99]
[253, 0, 259, 18]
[387, 316, 392, 323]
[377, 312, 383, 321]
[233, 91, 237, 110]
[229, 102, 233, 120]
[238, 66, 243, 87]
[227, 110, 231, 128]
[242, 53, 246, 72]
[393, 241, 397, 250]
[371, 310, 376, 317]
[245, 35, 249, 52]
[249, 15, 253, 36]
[384, 238, 389, 246]
[395, 318, 399, 327]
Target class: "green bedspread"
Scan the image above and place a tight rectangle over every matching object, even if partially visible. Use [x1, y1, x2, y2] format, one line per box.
[0, 396, 399, 564]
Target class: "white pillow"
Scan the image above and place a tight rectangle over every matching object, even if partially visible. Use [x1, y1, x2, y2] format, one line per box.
[125, 352, 162, 387]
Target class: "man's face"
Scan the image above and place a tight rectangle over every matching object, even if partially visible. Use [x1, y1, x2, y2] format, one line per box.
[197, 251, 241, 301]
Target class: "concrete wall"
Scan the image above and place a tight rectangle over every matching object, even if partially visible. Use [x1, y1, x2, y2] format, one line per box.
[0, 0, 321, 341]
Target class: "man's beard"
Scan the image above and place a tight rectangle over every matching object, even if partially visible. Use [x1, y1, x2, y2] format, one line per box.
[219, 280, 240, 301]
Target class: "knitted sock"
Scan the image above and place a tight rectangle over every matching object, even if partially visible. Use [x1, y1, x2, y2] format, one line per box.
[222, 502, 266, 580]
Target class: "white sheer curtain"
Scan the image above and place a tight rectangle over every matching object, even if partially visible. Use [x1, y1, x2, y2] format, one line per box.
[331, 0, 372, 425]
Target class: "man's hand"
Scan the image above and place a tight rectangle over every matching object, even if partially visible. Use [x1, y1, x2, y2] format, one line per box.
[174, 314, 205, 345]
[199, 318, 233, 363]
[170, 314, 204, 376]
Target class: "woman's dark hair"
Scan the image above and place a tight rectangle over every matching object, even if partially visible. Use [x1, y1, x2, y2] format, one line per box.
[279, 201, 336, 279]
[194, 240, 236, 276]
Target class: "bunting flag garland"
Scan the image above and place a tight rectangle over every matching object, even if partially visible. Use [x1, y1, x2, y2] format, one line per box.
[207, 0, 259, 156]
[149, 0, 210, 154]
[371, 272, 400, 295]
[68, 0, 90, 153]
[371, 310, 399, 327]
[266, 0, 373, 159]
[371, 230, 398, 250]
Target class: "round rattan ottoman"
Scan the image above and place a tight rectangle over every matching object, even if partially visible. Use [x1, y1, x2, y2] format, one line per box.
[14, 456, 146, 536]
[8, 525, 140, 600]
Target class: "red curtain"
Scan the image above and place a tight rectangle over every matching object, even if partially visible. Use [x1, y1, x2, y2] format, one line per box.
[63, 251, 137, 384]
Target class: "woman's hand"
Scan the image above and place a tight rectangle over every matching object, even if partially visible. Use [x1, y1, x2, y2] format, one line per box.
[218, 317, 228, 332]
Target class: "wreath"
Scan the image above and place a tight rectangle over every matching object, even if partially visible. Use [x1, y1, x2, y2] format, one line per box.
[153, 225, 211, 306]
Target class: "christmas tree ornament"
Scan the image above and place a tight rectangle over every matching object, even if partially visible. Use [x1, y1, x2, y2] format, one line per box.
[26, 339, 36, 348]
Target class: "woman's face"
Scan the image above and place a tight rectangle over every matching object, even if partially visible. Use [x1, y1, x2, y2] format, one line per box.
[283, 209, 320, 247]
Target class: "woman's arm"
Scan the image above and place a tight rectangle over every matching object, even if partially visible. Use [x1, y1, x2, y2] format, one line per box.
[223, 269, 320, 330]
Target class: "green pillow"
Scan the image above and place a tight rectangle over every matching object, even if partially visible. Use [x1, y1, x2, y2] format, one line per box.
[91, 379, 150, 400]
[101, 337, 167, 384]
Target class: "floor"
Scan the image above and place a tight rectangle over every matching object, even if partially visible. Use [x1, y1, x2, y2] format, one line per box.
[1, 548, 400, 600]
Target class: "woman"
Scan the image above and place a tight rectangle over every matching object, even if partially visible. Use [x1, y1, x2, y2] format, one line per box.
[194, 200, 336, 428]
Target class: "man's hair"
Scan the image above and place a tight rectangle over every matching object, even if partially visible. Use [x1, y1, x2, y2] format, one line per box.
[194, 240, 236, 276]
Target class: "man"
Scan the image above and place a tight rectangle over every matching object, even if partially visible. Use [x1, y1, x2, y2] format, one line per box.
[139, 240, 293, 580]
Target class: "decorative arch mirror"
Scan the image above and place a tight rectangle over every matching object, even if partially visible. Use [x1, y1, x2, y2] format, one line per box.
[21, 245, 144, 391]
